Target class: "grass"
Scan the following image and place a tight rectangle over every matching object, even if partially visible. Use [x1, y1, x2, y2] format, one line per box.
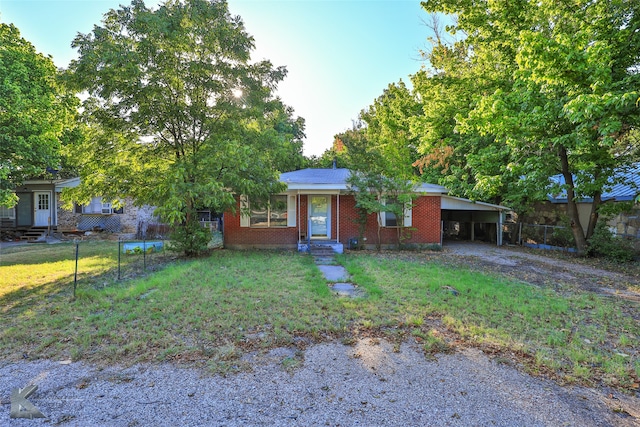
[1, 243, 639, 391]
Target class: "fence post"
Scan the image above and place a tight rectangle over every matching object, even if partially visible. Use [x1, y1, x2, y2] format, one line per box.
[518, 222, 523, 245]
[118, 238, 122, 280]
[143, 237, 146, 271]
[544, 225, 548, 246]
[73, 240, 79, 299]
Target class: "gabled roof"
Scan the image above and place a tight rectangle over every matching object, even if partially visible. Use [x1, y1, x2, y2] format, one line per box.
[548, 164, 640, 203]
[279, 168, 449, 194]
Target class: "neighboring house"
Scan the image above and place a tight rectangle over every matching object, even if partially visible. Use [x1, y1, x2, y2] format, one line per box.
[0, 177, 156, 237]
[223, 168, 510, 251]
[0, 178, 79, 231]
[527, 165, 640, 238]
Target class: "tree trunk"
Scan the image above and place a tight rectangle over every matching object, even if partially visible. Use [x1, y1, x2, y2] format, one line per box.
[558, 146, 588, 255]
[586, 191, 602, 240]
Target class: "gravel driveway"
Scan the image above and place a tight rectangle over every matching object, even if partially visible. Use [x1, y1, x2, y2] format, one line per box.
[2, 339, 637, 426]
[1, 242, 639, 426]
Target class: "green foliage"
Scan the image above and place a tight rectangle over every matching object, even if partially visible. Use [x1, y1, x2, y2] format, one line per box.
[333, 85, 421, 250]
[418, 0, 640, 254]
[3, 245, 640, 388]
[587, 221, 636, 262]
[0, 23, 79, 207]
[332, 81, 421, 182]
[347, 171, 414, 250]
[548, 217, 576, 248]
[65, 0, 304, 255]
[168, 217, 212, 257]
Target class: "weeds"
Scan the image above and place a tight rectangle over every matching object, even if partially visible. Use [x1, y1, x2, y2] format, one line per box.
[1, 245, 638, 391]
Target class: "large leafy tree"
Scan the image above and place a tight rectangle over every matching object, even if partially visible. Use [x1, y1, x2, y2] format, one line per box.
[66, 0, 305, 255]
[0, 23, 78, 207]
[334, 83, 419, 249]
[359, 80, 421, 181]
[420, 0, 640, 254]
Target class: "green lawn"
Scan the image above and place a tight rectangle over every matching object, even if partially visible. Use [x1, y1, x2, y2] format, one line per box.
[1, 242, 638, 390]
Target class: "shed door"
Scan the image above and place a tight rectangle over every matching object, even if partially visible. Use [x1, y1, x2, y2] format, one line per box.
[16, 193, 32, 227]
[34, 191, 51, 226]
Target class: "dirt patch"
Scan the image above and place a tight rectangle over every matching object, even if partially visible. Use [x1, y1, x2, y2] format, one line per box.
[443, 241, 640, 303]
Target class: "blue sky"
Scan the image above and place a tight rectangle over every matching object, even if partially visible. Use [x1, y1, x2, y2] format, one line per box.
[0, 0, 433, 156]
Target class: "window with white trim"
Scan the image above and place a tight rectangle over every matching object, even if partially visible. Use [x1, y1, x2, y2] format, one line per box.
[240, 194, 296, 228]
[380, 197, 412, 227]
[250, 195, 287, 227]
[383, 197, 399, 227]
[0, 206, 15, 219]
[82, 197, 123, 214]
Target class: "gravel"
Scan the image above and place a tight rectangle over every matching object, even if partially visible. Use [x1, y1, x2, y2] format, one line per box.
[1, 338, 637, 426]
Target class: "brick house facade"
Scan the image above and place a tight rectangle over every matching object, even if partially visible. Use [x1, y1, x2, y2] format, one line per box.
[224, 168, 508, 250]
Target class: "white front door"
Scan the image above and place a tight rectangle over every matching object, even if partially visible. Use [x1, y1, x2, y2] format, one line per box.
[34, 191, 51, 226]
[309, 195, 330, 238]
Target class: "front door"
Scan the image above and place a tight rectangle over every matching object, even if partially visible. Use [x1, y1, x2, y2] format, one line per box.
[309, 195, 330, 238]
[34, 191, 51, 226]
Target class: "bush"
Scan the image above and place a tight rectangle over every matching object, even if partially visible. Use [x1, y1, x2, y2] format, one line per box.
[549, 219, 575, 248]
[587, 222, 636, 262]
[168, 219, 211, 257]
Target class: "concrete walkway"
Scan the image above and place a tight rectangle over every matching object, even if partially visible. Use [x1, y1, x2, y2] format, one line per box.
[312, 249, 363, 298]
[316, 265, 349, 282]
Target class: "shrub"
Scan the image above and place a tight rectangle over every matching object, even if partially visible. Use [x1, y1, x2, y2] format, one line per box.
[549, 218, 575, 248]
[587, 222, 636, 262]
[168, 219, 211, 257]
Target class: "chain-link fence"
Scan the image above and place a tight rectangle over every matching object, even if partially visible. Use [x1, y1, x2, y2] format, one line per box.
[70, 238, 174, 296]
[504, 221, 640, 250]
[70, 228, 225, 295]
[502, 223, 575, 250]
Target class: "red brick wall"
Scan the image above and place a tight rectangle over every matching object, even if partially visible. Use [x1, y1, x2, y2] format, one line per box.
[223, 196, 299, 249]
[337, 195, 441, 246]
[224, 194, 442, 248]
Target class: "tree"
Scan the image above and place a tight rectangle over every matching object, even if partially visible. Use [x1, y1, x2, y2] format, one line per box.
[66, 0, 305, 256]
[420, 0, 640, 255]
[359, 80, 421, 181]
[334, 116, 415, 250]
[0, 23, 78, 207]
[346, 171, 413, 250]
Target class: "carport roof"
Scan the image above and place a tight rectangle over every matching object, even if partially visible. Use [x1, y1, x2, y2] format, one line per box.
[441, 195, 511, 211]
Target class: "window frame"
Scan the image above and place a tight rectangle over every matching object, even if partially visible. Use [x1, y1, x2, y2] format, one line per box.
[249, 194, 288, 228]
[0, 205, 15, 219]
[81, 197, 124, 214]
[379, 196, 412, 228]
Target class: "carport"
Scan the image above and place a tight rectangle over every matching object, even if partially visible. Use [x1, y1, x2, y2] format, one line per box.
[441, 196, 510, 245]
